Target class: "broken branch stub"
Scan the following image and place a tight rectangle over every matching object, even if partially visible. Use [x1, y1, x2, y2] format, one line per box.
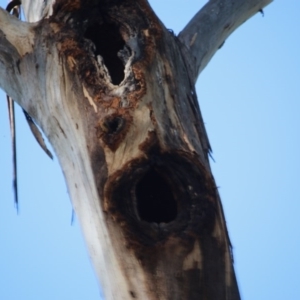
[3, 0, 240, 298]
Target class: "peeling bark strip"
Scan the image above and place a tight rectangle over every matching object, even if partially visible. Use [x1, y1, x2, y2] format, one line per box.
[0, 0, 272, 299]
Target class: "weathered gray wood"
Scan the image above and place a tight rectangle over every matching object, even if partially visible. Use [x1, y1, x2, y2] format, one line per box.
[179, 0, 273, 83]
[22, 0, 54, 22]
[0, 0, 272, 299]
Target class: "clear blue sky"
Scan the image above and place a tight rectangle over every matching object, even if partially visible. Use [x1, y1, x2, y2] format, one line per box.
[0, 1, 299, 299]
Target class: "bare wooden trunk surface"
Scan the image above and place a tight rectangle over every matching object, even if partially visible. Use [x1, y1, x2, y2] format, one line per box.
[0, 0, 272, 299]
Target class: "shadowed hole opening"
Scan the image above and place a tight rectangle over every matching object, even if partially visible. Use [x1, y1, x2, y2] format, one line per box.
[135, 169, 177, 223]
[104, 116, 124, 134]
[85, 22, 125, 85]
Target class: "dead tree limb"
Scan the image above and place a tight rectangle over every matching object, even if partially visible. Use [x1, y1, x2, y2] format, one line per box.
[0, 0, 272, 299]
[179, 0, 272, 82]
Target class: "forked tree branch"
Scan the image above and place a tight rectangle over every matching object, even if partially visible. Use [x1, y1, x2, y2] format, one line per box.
[0, 8, 34, 57]
[0, 1, 273, 299]
[0, 8, 34, 105]
[178, 0, 273, 83]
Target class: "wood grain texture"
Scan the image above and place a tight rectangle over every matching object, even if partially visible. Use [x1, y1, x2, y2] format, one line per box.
[0, 0, 273, 298]
[178, 0, 273, 83]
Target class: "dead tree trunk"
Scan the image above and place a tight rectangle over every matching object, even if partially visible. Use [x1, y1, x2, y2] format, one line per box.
[0, 0, 272, 299]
